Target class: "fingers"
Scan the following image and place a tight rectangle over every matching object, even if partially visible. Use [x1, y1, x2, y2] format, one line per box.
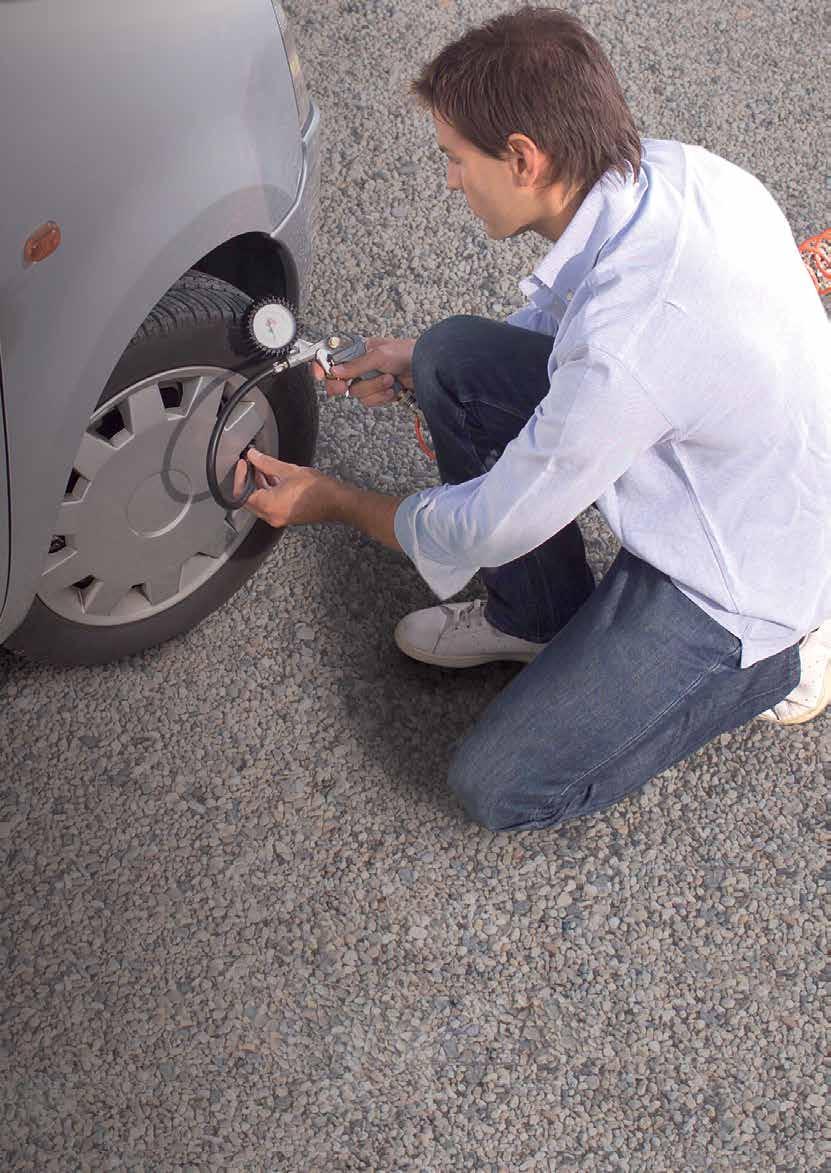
[313, 364, 360, 398]
[309, 337, 404, 407]
[329, 373, 399, 406]
[246, 447, 288, 476]
[233, 458, 247, 498]
[329, 347, 388, 384]
[353, 382, 402, 408]
[312, 340, 384, 386]
[233, 457, 274, 508]
[250, 462, 279, 490]
[242, 488, 274, 524]
[230, 451, 289, 526]
[327, 337, 399, 391]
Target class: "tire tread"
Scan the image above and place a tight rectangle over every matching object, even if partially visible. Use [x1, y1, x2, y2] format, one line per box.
[136, 272, 250, 345]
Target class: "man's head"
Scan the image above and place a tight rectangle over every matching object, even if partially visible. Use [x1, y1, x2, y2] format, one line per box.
[411, 6, 641, 242]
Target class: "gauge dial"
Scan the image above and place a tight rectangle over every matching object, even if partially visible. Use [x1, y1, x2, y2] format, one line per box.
[247, 300, 297, 354]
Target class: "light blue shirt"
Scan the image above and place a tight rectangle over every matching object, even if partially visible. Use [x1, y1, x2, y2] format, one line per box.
[394, 138, 831, 667]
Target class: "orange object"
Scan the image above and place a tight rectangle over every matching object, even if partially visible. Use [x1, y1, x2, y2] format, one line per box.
[798, 228, 831, 296]
[23, 221, 61, 264]
[414, 413, 436, 461]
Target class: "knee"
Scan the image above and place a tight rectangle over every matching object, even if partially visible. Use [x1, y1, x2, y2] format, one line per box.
[413, 314, 479, 373]
[447, 728, 593, 833]
[447, 735, 521, 833]
[412, 314, 483, 410]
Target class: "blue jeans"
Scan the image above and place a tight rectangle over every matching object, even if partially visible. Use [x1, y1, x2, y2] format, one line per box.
[410, 315, 800, 832]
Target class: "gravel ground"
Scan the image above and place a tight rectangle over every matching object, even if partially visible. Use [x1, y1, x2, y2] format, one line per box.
[1, 1, 827, 1168]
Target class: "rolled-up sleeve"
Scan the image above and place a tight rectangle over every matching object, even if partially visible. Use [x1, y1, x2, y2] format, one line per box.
[505, 303, 554, 334]
[505, 272, 561, 336]
[393, 345, 671, 599]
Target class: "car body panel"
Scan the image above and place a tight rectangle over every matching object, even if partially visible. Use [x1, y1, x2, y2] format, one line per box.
[0, 356, 9, 615]
[0, 0, 320, 642]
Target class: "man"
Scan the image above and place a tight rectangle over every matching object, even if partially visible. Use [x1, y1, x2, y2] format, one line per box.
[234, 6, 830, 833]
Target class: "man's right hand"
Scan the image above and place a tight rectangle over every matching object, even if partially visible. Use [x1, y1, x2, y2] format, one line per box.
[311, 337, 416, 409]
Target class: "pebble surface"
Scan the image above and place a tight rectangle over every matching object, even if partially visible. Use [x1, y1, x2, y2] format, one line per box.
[1, 1, 826, 1168]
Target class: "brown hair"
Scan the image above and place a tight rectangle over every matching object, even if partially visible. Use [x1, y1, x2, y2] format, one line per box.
[410, 5, 641, 198]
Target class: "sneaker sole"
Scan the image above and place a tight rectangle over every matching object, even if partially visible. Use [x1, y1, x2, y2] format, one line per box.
[394, 629, 542, 668]
[760, 657, 831, 725]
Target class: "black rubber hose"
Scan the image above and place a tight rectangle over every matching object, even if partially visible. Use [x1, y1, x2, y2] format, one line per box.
[205, 360, 276, 510]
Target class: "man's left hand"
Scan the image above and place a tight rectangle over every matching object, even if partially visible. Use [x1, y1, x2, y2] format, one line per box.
[232, 447, 336, 528]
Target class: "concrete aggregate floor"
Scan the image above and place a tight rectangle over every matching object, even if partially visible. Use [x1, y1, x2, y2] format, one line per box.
[1, 1, 826, 1168]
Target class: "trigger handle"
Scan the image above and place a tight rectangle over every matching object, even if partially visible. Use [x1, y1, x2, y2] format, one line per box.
[327, 334, 367, 366]
[325, 334, 401, 393]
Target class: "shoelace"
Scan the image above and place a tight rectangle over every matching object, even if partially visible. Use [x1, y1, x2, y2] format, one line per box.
[440, 599, 488, 631]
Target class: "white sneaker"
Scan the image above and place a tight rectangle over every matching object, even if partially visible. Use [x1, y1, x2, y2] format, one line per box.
[394, 599, 548, 668]
[758, 620, 831, 725]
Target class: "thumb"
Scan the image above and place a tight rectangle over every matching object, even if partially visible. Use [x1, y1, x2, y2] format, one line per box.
[247, 447, 288, 476]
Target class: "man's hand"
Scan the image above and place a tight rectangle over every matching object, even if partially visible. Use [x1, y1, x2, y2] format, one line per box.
[233, 448, 338, 527]
[312, 336, 416, 409]
[233, 447, 406, 552]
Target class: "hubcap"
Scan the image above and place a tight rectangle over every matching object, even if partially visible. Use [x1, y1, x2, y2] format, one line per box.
[39, 366, 280, 625]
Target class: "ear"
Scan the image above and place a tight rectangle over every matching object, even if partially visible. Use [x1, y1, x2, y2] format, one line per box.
[506, 133, 546, 187]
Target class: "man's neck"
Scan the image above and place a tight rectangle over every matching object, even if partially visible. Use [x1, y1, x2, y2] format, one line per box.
[532, 184, 585, 243]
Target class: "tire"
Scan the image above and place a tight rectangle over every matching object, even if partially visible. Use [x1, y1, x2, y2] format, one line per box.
[5, 271, 319, 666]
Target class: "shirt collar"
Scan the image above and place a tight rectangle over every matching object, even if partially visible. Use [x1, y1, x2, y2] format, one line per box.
[518, 162, 648, 303]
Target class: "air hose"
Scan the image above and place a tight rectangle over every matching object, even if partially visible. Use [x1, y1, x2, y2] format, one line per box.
[205, 359, 276, 511]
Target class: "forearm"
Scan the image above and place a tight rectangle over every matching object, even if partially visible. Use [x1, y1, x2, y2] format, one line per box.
[327, 480, 406, 552]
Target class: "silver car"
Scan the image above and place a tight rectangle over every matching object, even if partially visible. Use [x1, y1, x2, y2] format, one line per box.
[0, 0, 320, 665]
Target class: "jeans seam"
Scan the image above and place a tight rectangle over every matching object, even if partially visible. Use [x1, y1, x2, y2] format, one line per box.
[525, 643, 737, 826]
[451, 400, 491, 481]
[459, 395, 532, 426]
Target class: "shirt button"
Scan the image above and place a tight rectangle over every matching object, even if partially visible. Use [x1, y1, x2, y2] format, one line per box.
[565, 290, 574, 302]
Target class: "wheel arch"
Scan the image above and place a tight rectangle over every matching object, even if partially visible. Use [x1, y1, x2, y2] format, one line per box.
[193, 232, 299, 311]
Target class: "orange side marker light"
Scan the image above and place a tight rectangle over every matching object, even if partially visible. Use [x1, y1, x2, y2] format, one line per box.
[24, 221, 61, 264]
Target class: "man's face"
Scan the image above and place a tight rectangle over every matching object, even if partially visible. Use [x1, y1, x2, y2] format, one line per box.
[433, 113, 530, 240]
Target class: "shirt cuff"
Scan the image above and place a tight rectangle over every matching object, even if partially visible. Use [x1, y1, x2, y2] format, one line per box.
[394, 487, 478, 599]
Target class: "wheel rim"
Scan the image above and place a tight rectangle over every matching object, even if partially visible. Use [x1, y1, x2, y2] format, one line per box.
[38, 366, 279, 626]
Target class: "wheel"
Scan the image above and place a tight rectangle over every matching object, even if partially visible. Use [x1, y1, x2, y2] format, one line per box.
[5, 271, 319, 666]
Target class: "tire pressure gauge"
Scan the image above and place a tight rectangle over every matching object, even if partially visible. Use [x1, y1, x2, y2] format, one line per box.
[245, 297, 298, 356]
[208, 298, 431, 512]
